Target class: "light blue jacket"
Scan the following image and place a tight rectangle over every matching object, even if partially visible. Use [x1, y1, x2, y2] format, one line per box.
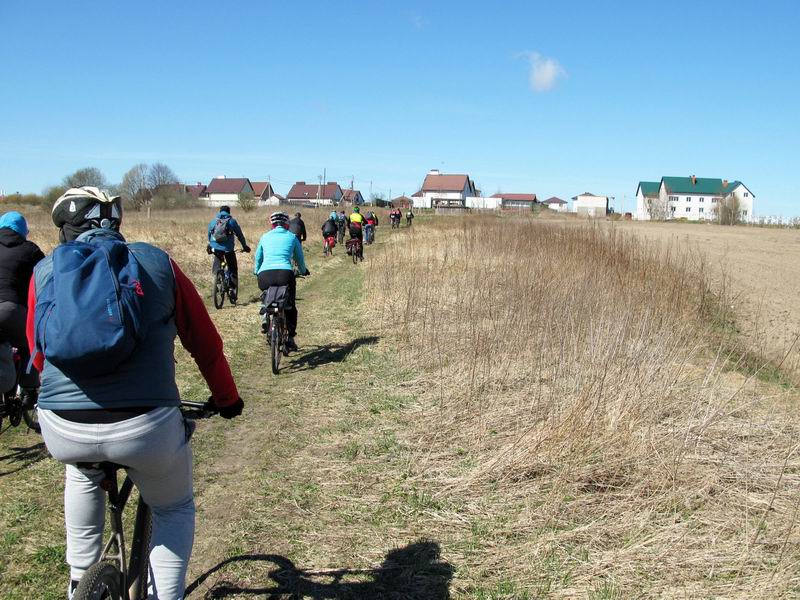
[254, 226, 307, 275]
[207, 211, 247, 252]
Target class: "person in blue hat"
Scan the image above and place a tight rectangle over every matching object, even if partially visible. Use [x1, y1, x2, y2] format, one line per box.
[0, 211, 45, 394]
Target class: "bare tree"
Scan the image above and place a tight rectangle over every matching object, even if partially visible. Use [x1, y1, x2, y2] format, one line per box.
[147, 163, 179, 189]
[237, 192, 256, 212]
[119, 163, 151, 210]
[63, 167, 107, 189]
[645, 196, 669, 221]
[713, 194, 742, 225]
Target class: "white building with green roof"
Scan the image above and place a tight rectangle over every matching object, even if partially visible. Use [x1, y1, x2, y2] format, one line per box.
[636, 176, 754, 222]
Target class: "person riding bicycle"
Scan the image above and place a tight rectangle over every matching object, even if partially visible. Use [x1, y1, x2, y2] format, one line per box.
[206, 205, 250, 303]
[364, 210, 378, 243]
[348, 206, 365, 241]
[253, 212, 310, 352]
[406, 208, 415, 226]
[30, 187, 243, 600]
[336, 210, 349, 243]
[0, 211, 45, 401]
[288, 212, 307, 243]
[321, 216, 338, 246]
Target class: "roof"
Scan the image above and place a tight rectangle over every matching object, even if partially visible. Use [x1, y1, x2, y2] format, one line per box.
[421, 173, 470, 192]
[571, 192, 609, 201]
[206, 177, 252, 195]
[637, 181, 660, 198]
[661, 176, 744, 196]
[342, 189, 363, 201]
[186, 184, 207, 199]
[542, 196, 567, 205]
[286, 181, 342, 200]
[251, 182, 273, 197]
[411, 190, 423, 197]
[490, 193, 537, 202]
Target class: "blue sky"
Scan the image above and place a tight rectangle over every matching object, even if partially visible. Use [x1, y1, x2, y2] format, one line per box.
[1, 1, 799, 215]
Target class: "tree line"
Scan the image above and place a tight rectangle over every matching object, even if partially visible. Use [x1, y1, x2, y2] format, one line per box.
[1, 163, 197, 211]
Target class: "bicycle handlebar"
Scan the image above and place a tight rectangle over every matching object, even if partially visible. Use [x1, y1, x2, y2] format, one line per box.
[180, 400, 218, 420]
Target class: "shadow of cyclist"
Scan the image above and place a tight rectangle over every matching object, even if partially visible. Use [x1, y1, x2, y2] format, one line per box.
[286, 336, 380, 373]
[185, 539, 453, 599]
[0, 441, 47, 478]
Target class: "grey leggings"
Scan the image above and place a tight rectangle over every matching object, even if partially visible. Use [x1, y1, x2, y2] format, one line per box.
[39, 407, 194, 600]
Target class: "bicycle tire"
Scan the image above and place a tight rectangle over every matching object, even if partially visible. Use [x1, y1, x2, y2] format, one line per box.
[72, 561, 123, 600]
[323, 241, 329, 257]
[8, 397, 21, 427]
[271, 323, 281, 374]
[213, 270, 225, 309]
[352, 246, 358, 264]
[22, 406, 39, 433]
[127, 500, 152, 600]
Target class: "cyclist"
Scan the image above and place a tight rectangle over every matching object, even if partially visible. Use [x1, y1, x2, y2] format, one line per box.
[30, 187, 243, 600]
[253, 212, 310, 352]
[206, 205, 250, 303]
[406, 208, 415, 227]
[288, 212, 307, 243]
[365, 210, 378, 243]
[349, 206, 365, 242]
[0, 211, 44, 401]
[321, 215, 338, 251]
[336, 210, 349, 244]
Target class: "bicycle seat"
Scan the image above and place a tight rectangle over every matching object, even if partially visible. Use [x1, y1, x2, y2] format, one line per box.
[76, 461, 127, 473]
[260, 286, 289, 313]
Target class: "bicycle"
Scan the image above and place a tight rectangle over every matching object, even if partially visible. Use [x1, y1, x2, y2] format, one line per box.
[212, 250, 241, 310]
[346, 237, 363, 264]
[323, 235, 336, 257]
[336, 223, 346, 245]
[70, 400, 216, 600]
[364, 224, 375, 245]
[1, 346, 40, 433]
[260, 273, 306, 374]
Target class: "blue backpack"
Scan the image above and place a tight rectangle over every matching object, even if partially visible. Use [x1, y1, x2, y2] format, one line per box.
[34, 239, 146, 378]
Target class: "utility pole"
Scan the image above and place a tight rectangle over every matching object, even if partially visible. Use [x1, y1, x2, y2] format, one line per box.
[317, 174, 322, 204]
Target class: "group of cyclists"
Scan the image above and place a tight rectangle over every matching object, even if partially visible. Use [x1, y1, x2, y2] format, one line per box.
[0, 190, 416, 599]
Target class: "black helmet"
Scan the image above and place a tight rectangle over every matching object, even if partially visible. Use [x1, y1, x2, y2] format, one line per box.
[52, 187, 123, 242]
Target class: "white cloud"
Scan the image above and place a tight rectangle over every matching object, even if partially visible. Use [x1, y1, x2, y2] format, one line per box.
[525, 52, 566, 93]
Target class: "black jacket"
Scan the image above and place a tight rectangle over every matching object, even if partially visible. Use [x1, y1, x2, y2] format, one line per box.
[321, 219, 338, 236]
[288, 217, 307, 241]
[0, 228, 45, 305]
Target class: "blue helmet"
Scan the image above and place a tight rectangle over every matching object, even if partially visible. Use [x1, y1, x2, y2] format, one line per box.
[329, 211, 338, 221]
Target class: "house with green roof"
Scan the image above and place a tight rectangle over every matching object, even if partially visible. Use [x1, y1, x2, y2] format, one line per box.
[636, 175, 754, 222]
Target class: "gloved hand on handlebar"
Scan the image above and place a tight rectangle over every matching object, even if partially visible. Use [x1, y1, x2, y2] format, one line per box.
[303, 268, 311, 277]
[210, 396, 244, 419]
[206, 245, 213, 255]
[242, 245, 251, 253]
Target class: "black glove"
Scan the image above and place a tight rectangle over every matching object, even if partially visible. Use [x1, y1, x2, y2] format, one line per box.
[303, 268, 311, 277]
[242, 245, 251, 253]
[212, 396, 244, 419]
[206, 245, 213, 255]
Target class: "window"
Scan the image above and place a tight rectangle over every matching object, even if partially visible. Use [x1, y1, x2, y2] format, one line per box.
[699, 207, 704, 213]
[711, 198, 718, 203]
[685, 207, 691, 213]
[670, 206, 676, 213]
[669, 196, 678, 202]
[686, 196, 692, 201]
[744, 192, 749, 197]
[742, 210, 748, 216]
[699, 197, 704, 202]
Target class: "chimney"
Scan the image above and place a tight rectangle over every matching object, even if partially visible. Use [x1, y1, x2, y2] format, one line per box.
[722, 179, 728, 188]
[428, 169, 440, 176]
[691, 175, 697, 185]
[297, 181, 305, 185]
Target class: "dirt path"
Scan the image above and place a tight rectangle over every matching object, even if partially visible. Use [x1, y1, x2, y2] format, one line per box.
[185, 229, 455, 599]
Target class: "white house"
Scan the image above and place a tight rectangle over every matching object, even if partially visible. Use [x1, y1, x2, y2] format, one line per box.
[636, 176, 755, 222]
[572, 192, 609, 218]
[541, 197, 569, 213]
[285, 181, 344, 207]
[203, 177, 254, 207]
[412, 170, 478, 209]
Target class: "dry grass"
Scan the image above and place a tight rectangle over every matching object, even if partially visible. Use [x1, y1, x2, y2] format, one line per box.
[367, 216, 800, 597]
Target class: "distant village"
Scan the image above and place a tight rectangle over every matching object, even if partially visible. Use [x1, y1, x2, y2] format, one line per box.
[168, 168, 756, 223]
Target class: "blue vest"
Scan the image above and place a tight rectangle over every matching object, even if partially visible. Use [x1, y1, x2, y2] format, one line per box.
[35, 230, 180, 411]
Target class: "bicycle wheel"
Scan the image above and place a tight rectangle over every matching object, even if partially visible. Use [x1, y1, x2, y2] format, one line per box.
[213, 270, 225, 309]
[128, 500, 152, 600]
[352, 245, 358, 264]
[72, 561, 123, 600]
[22, 405, 39, 433]
[270, 321, 281, 374]
[323, 241, 329, 257]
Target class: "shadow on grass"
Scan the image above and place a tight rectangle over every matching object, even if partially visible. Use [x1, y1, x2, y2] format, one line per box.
[0, 441, 47, 477]
[287, 336, 380, 373]
[185, 540, 453, 599]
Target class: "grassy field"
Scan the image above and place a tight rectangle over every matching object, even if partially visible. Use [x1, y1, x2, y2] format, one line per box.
[1, 207, 799, 598]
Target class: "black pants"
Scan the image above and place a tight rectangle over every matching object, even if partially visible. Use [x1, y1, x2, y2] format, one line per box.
[349, 225, 363, 241]
[212, 250, 238, 298]
[0, 301, 37, 389]
[257, 270, 297, 337]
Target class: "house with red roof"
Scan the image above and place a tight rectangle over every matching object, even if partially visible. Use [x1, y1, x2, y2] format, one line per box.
[251, 181, 276, 203]
[185, 183, 207, 200]
[541, 196, 568, 213]
[203, 177, 255, 207]
[413, 170, 478, 209]
[285, 181, 344, 207]
[341, 188, 365, 205]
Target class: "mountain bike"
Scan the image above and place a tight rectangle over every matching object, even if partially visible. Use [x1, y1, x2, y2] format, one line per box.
[0, 346, 40, 433]
[337, 223, 346, 244]
[391, 218, 400, 229]
[212, 250, 240, 309]
[70, 401, 216, 600]
[323, 235, 336, 257]
[260, 273, 306, 374]
[346, 238, 363, 264]
[364, 224, 375, 245]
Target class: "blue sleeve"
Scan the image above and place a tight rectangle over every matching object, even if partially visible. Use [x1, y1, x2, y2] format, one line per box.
[292, 237, 307, 274]
[207, 219, 214, 243]
[254, 239, 263, 274]
[231, 218, 247, 247]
